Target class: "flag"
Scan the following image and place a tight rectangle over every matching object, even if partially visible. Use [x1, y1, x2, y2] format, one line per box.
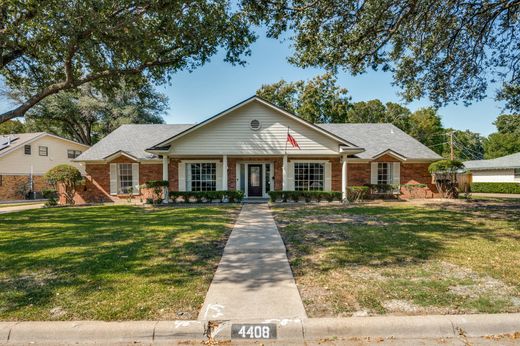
[287, 132, 301, 149]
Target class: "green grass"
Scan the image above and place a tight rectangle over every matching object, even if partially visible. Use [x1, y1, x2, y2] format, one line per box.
[272, 201, 520, 317]
[0, 205, 239, 321]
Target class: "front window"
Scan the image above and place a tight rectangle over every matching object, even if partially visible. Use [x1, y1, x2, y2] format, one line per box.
[188, 163, 216, 191]
[294, 162, 324, 191]
[39, 146, 48, 156]
[118, 163, 133, 194]
[377, 162, 393, 185]
[515, 168, 520, 179]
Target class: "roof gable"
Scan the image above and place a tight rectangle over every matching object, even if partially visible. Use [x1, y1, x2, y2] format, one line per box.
[150, 97, 362, 156]
[0, 132, 89, 159]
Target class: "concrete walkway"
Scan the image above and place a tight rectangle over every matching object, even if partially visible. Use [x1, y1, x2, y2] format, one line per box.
[0, 203, 44, 214]
[198, 204, 306, 320]
[471, 192, 520, 199]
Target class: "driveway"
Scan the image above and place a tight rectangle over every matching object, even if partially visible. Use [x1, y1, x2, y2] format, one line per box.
[0, 202, 44, 214]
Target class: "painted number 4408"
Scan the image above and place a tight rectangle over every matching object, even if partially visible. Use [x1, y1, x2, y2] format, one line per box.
[232, 323, 276, 339]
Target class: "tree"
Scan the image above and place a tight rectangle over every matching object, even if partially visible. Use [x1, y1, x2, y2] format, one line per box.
[483, 114, 520, 158]
[44, 165, 83, 205]
[245, 0, 520, 107]
[25, 82, 167, 145]
[0, 119, 24, 134]
[443, 129, 485, 161]
[428, 160, 465, 199]
[346, 100, 412, 132]
[257, 73, 351, 123]
[408, 108, 445, 155]
[0, 0, 255, 123]
[484, 133, 520, 159]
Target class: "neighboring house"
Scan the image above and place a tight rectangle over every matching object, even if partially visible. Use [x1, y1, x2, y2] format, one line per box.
[74, 96, 441, 203]
[0, 132, 89, 200]
[464, 152, 520, 183]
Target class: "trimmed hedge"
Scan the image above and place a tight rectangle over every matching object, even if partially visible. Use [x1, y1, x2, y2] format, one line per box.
[268, 187, 369, 203]
[169, 190, 244, 203]
[470, 182, 520, 194]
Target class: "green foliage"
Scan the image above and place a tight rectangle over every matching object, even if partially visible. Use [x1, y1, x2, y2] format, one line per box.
[42, 189, 58, 207]
[25, 83, 166, 145]
[246, 1, 519, 107]
[443, 129, 485, 160]
[0, 120, 25, 134]
[169, 190, 244, 203]
[267, 191, 344, 203]
[257, 73, 351, 123]
[44, 165, 83, 205]
[428, 160, 464, 174]
[0, 1, 255, 122]
[493, 114, 520, 134]
[471, 183, 520, 194]
[145, 180, 168, 204]
[497, 84, 520, 113]
[483, 132, 520, 159]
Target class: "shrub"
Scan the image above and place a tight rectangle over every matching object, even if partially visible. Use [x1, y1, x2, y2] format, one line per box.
[42, 189, 58, 207]
[347, 186, 369, 202]
[268, 191, 347, 203]
[168, 190, 245, 203]
[470, 182, 520, 194]
[145, 180, 168, 204]
[44, 165, 84, 205]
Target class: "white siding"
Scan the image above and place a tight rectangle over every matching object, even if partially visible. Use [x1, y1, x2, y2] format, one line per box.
[0, 135, 88, 175]
[170, 101, 341, 155]
[472, 169, 517, 183]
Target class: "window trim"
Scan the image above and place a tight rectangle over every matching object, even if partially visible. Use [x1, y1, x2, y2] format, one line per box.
[293, 162, 325, 191]
[38, 146, 48, 156]
[117, 163, 134, 194]
[67, 149, 82, 159]
[187, 162, 217, 192]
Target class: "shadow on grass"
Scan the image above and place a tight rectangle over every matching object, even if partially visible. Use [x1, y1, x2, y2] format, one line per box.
[273, 204, 518, 272]
[0, 205, 237, 317]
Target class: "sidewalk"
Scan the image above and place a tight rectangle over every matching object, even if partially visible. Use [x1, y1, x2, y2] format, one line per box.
[198, 203, 307, 320]
[0, 203, 44, 214]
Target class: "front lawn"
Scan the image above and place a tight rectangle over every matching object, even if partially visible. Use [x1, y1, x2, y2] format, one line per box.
[271, 200, 520, 317]
[0, 205, 240, 320]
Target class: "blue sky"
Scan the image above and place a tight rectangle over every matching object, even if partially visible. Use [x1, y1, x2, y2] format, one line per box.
[1, 31, 506, 136]
[157, 33, 505, 136]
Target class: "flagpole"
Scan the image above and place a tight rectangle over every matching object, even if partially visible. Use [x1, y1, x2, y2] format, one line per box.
[285, 126, 289, 155]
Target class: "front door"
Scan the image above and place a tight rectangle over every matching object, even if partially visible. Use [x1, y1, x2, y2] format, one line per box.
[248, 164, 263, 197]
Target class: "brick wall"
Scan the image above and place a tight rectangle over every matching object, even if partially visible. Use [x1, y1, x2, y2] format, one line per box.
[74, 156, 438, 203]
[0, 175, 51, 200]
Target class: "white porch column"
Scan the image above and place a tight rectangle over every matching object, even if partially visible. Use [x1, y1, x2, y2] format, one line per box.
[341, 155, 348, 202]
[162, 155, 169, 203]
[282, 155, 288, 190]
[222, 155, 228, 190]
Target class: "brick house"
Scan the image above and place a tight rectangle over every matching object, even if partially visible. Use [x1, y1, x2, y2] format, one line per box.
[0, 132, 89, 200]
[74, 96, 441, 203]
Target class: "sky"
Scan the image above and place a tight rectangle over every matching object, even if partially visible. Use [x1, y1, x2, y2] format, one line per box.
[1, 30, 506, 136]
[155, 33, 505, 137]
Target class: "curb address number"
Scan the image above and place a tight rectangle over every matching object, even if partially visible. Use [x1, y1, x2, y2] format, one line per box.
[231, 323, 277, 339]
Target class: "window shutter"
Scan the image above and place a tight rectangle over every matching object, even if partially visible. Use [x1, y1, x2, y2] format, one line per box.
[324, 161, 332, 191]
[132, 163, 139, 195]
[370, 162, 378, 184]
[216, 162, 223, 190]
[392, 162, 400, 186]
[287, 162, 294, 190]
[178, 162, 186, 191]
[109, 163, 117, 195]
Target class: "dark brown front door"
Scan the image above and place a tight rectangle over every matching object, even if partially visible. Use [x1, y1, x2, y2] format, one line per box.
[248, 164, 263, 197]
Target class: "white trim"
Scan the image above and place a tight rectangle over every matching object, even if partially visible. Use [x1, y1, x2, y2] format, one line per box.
[179, 159, 220, 163]
[103, 151, 140, 162]
[372, 149, 407, 161]
[150, 96, 357, 148]
[235, 161, 273, 198]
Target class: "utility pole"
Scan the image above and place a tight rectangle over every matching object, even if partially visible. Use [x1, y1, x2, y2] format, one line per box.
[449, 131, 454, 160]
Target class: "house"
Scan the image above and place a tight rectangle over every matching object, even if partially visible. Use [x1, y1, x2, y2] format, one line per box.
[464, 152, 520, 183]
[0, 132, 89, 200]
[74, 96, 441, 203]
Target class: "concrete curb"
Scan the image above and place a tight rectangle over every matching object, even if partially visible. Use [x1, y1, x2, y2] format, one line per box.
[1, 314, 519, 344]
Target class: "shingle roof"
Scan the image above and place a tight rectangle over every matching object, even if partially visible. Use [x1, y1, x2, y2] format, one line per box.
[78, 122, 442, 161]
[464, 152, 520, 170]
[75, 124, 193, 161]
[317, 123, 442, 160]
[0, 132, 88, 158]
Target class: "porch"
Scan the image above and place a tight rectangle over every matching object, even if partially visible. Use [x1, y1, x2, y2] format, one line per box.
[160, 154, 350, 201]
